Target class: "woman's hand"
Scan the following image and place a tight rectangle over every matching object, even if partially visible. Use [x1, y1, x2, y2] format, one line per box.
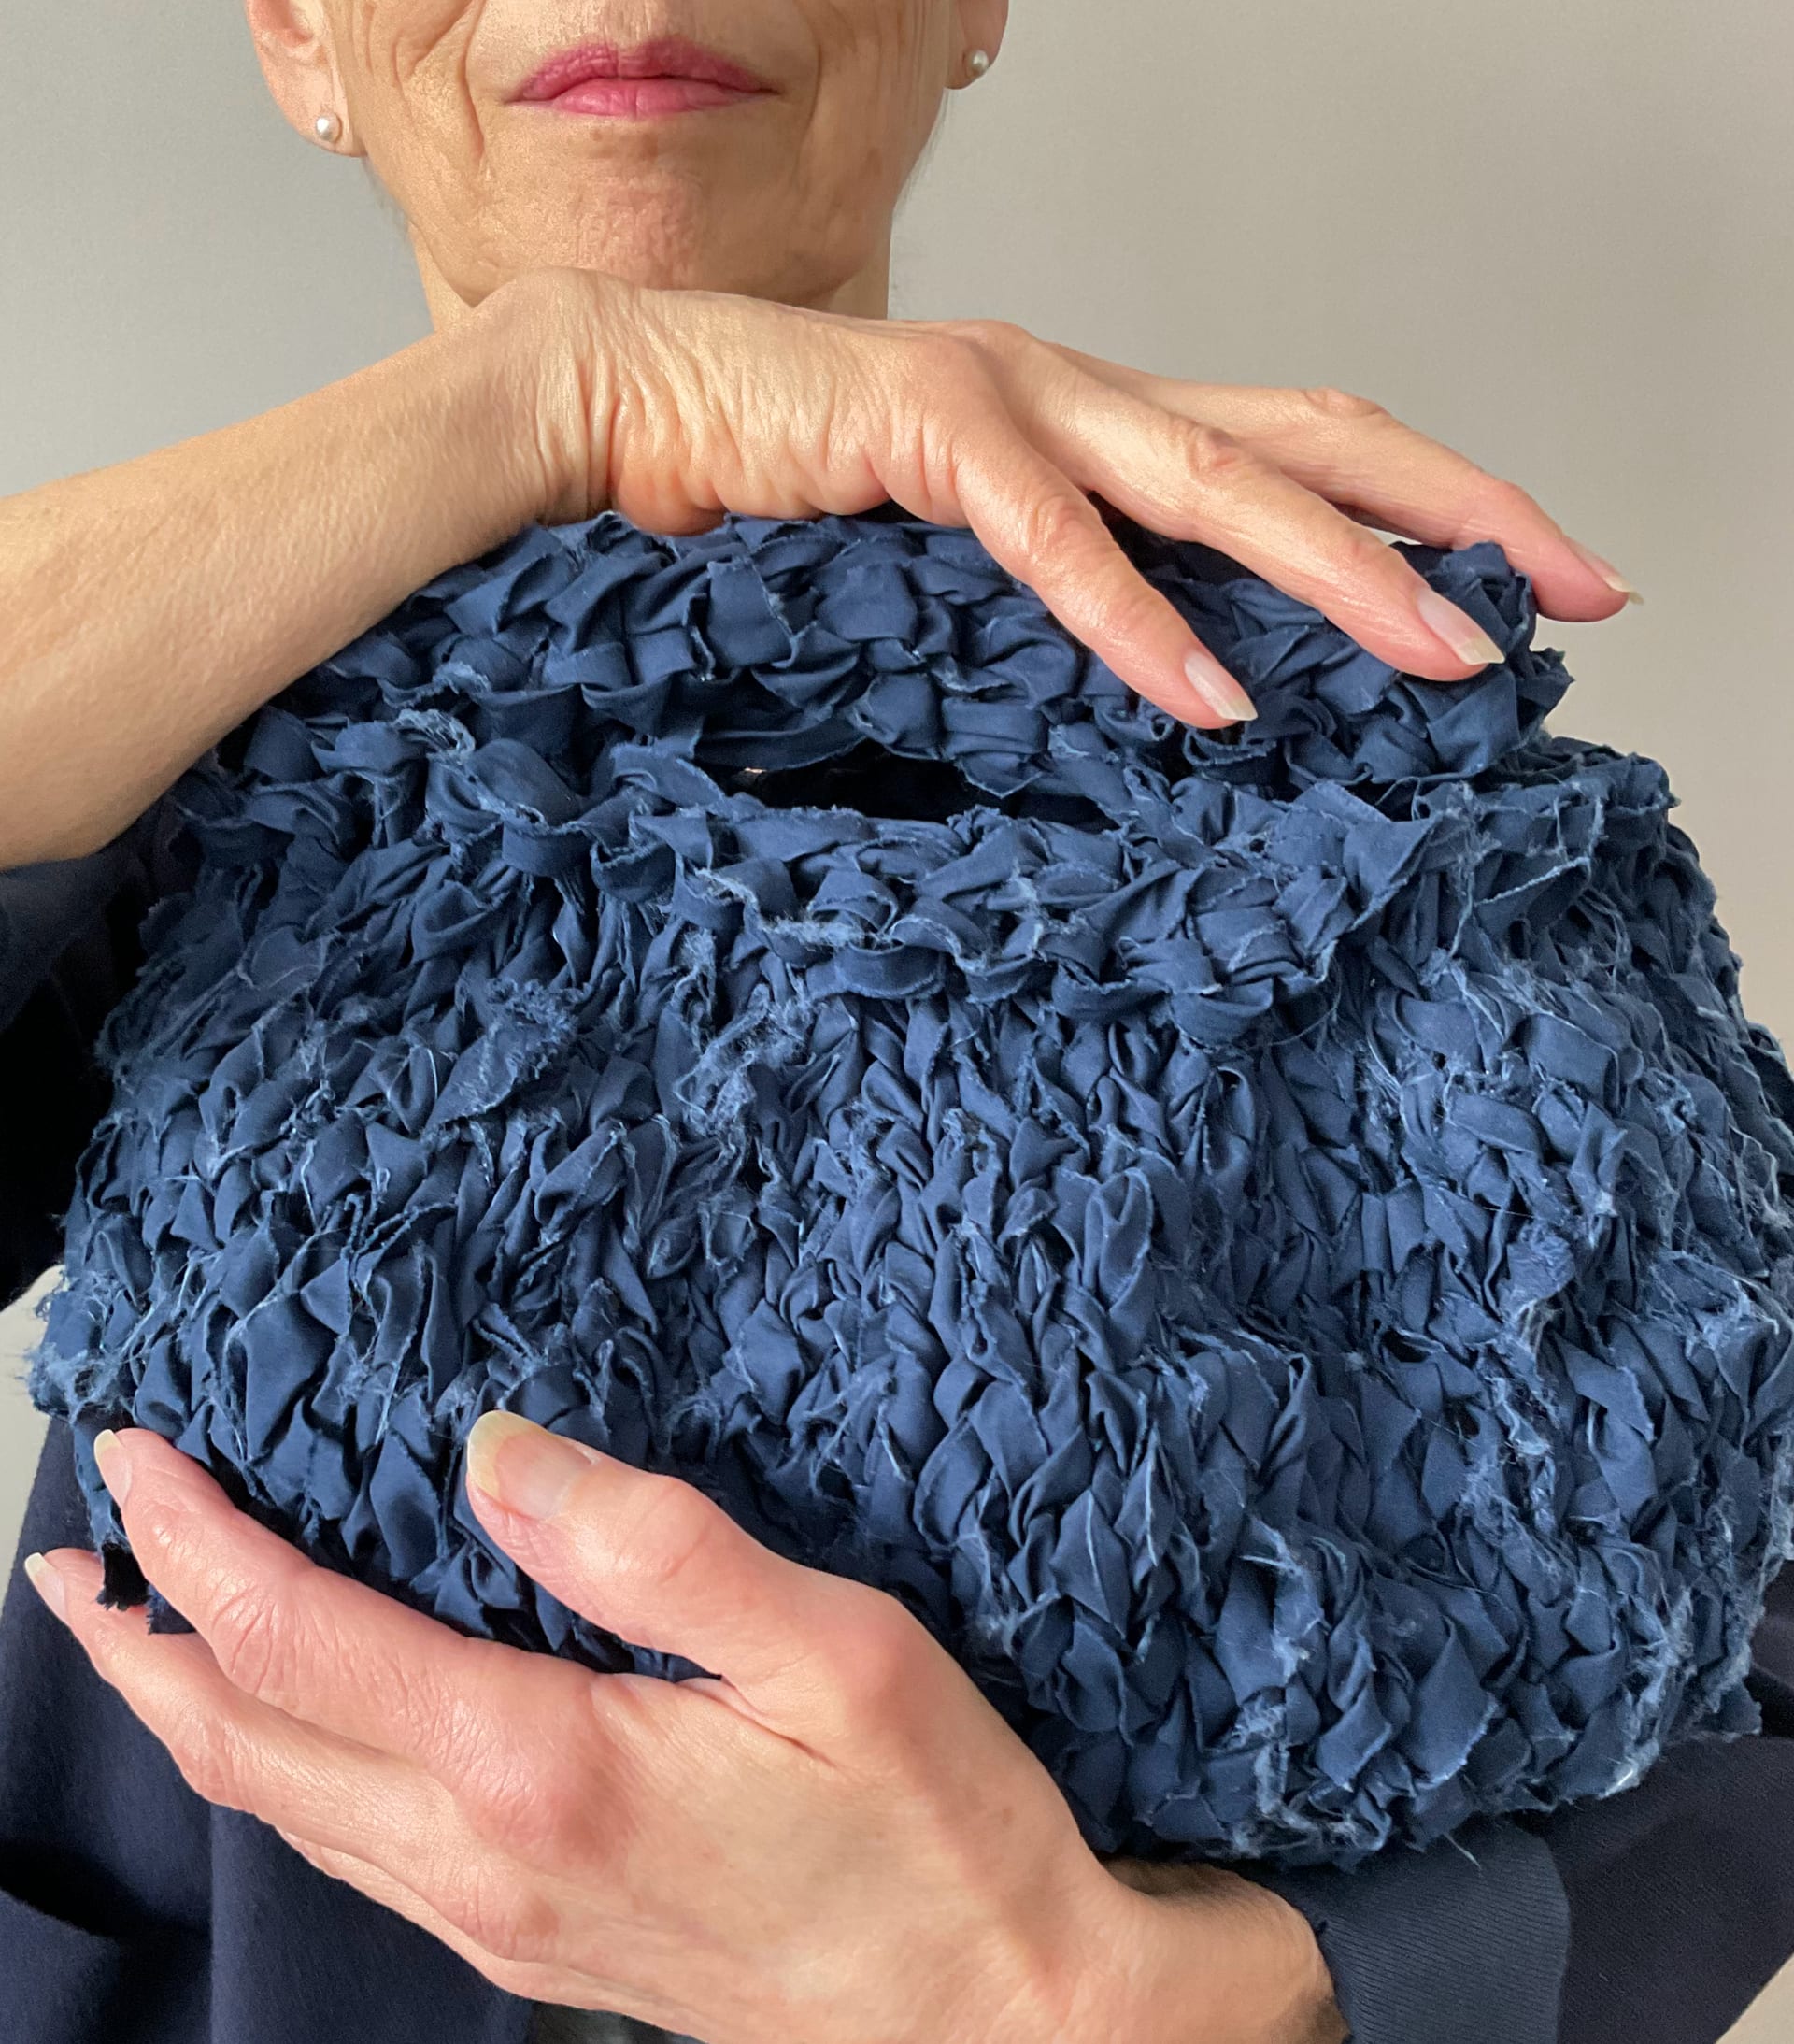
[494, 267, 1635, 729]
[25, 1421, 1342, 2044]
[0, 263, 1633, 872]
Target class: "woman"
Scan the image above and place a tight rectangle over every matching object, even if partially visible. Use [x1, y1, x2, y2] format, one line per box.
[2, 5, 1789, 2044]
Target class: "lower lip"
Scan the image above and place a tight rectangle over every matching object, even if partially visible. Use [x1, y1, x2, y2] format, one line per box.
[540, 77, 762, 117]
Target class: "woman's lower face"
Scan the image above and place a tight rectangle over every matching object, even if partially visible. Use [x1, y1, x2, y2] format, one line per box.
[274, 0, 999, 308]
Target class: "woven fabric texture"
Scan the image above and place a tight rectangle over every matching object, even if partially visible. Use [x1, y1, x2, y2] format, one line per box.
[29, 506, 1794, 1868]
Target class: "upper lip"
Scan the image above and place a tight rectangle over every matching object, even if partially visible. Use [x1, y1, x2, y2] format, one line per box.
[512, 36, 773, 102]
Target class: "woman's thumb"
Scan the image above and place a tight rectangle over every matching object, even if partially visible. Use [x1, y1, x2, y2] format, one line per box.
[463, 1410, 856, 1727]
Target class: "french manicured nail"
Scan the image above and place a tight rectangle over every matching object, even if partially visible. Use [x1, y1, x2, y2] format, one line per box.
[1182, 647, 1258, 725]
[1566, 538, 1644, 604]
[93, 1429, 131, 1507]
[23, 1552, 67, 1622]
[1415, 588, 1505, 668]
[466, 1412, 600, 1521]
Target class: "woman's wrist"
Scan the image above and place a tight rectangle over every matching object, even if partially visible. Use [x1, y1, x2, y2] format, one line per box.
[409, 282, 575, 545]
[469, 267, 621, 528]
[0, 291, 559, 868]
[1053, 1858, 1346, 2044]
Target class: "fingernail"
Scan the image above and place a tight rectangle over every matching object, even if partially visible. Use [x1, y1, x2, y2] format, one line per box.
[1566, 538, 1644, 604]
[1415, 588, 1505, 668]
[93, 1429, 131, 1508]
[23, 1553, 68, 1622]
[466, 1412, 601, 1521]
[1182, 647, 1258, 725]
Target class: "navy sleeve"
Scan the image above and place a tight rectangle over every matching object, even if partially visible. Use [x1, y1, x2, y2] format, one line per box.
[1247, 1563, 1794, 2044]
[1543, 1564, 1794, 2044]
[1250, 1820, 1568, 2044]
[0, 804, 192, 1310]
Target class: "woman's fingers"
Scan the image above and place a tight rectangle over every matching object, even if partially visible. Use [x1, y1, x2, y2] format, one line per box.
[1017, 365, 1505, 681]
[465, 1412, 961, 1754]
[921, 427, 1258, 725]
[1045, 342, 1636, 622]
[78, 1429, 612, 1790]
[23, 1545, 453, 1872]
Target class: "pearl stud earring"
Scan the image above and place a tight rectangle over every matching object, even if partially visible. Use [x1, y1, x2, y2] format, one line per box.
[965, 49, 992, 81]
[314, 111, 343, 146]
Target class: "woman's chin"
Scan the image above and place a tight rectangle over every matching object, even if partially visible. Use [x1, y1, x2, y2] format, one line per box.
[523, 211, 853, 307]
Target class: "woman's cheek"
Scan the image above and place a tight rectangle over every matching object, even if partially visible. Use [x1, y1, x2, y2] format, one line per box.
[336, 0, 480, 86]
[802, 0, 948, 213]
[332, 1, 488, 197]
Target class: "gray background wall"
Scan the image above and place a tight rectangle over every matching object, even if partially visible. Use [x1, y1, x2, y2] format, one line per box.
[3, 5, 1791, 2027]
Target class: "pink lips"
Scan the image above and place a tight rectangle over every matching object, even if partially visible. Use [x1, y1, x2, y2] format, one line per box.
[513, 36, 772, 117]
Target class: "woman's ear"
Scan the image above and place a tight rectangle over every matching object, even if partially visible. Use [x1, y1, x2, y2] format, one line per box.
[958, 0, 1010, 77]
[241, 0, 354, 150]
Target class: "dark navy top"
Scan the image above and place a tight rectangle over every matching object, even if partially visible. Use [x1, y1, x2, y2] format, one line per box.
[3, 808, 1791, 2044]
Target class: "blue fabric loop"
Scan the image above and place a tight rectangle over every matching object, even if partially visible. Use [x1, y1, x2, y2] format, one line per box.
[28, 504, 1794, 1869]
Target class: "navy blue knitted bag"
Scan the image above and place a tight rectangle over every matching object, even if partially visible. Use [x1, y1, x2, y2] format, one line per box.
[29, 506, 1794, 1868]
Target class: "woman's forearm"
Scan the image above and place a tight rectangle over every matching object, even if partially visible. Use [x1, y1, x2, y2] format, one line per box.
[0, 293, 550, 868]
